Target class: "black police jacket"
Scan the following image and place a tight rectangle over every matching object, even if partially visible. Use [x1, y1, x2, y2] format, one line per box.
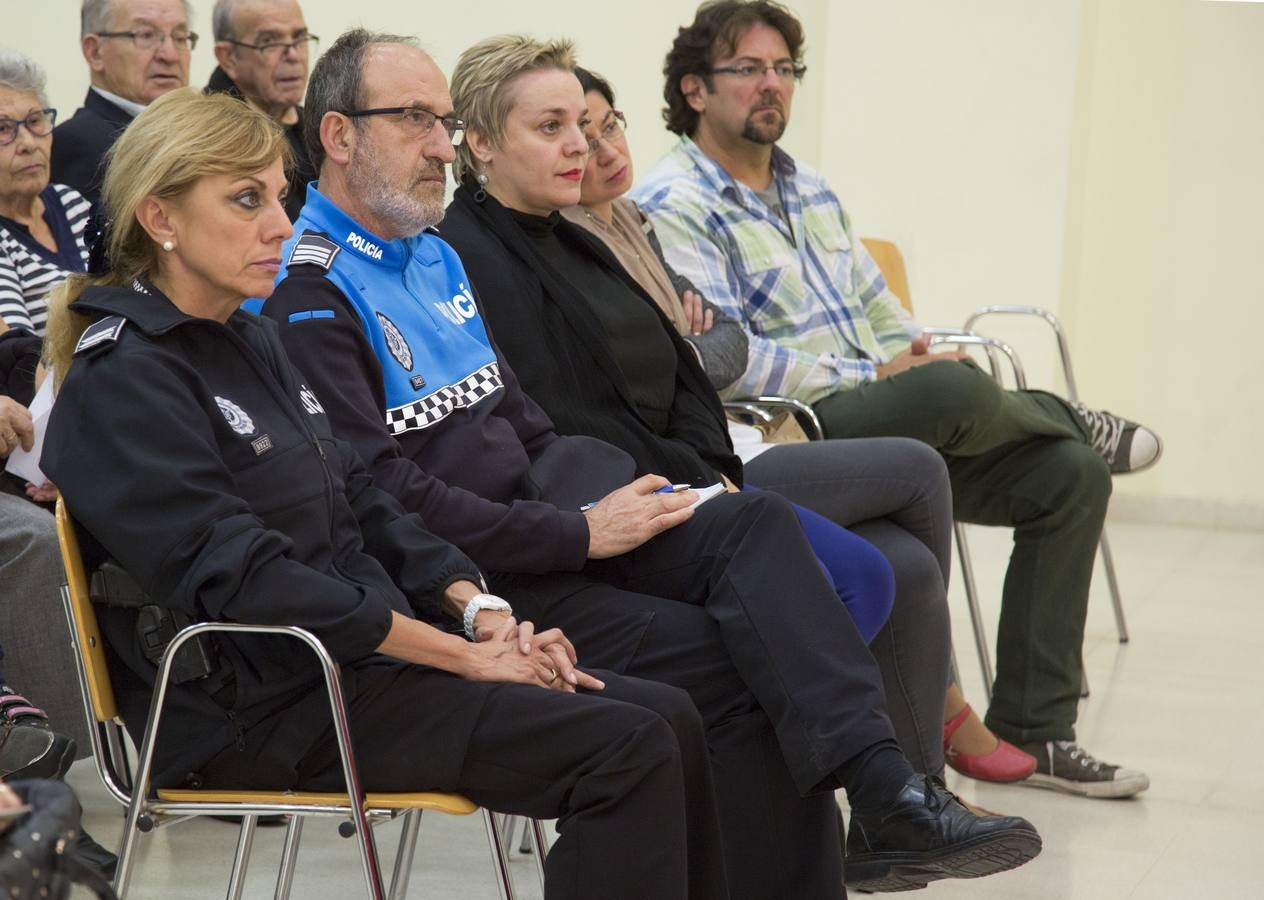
[43, 280, 484, 788]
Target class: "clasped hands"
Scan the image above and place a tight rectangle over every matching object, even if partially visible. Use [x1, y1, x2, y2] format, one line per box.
[466, 609, 605, 694]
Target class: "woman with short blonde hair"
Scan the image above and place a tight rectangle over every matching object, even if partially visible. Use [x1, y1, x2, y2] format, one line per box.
[442, 32, 1040, 900]
[450, 34, 575, 185]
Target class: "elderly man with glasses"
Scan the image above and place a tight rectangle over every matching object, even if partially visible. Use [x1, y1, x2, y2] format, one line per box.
[51, 0, 195, 206]
[207, 0, 319, 219]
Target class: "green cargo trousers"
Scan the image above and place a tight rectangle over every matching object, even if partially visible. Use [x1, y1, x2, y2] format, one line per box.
[813, 359, 1111, 743]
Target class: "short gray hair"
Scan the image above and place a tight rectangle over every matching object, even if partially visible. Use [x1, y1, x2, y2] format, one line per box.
[449, 35, 576, 184]
[0, 50, 49, 108]
[211, 0, 236, 42]
[303, 28, 417, 174]
[81, 0, 195, 38]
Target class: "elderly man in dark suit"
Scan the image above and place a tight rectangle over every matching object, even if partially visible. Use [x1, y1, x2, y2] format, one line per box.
[51, 0, 195, 205]
[205, 0, 318, 220]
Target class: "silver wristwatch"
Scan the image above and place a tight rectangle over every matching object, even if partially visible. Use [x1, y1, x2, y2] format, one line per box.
[462, 593, 513, 641]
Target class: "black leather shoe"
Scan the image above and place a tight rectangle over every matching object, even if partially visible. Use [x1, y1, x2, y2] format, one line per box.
[844, 775, 1041, 892]
[71, 828, 119, 882]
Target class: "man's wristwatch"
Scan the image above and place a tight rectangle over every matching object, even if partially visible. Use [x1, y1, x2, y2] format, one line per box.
[462, 593, 513, 641]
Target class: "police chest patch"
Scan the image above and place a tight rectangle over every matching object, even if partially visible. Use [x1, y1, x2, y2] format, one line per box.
[215, 396, 256, 436]
[376, 312, 414, 371]
[299, 384, 324, 415]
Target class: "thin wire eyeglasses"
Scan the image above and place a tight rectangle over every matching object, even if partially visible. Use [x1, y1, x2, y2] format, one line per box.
[707, 61, 806, 82]
[585, 111, 627, 155]
[343, 107, 467, 147]
[225, 33, 320, 60]
[93, 29, 199, 51]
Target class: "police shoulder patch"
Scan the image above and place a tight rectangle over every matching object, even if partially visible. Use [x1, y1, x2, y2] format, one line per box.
[73, 315, 127, 356]
[287, 233, 341, 272]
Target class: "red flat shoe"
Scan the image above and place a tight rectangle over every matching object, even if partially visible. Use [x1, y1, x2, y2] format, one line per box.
[943, 704, 1037, 783]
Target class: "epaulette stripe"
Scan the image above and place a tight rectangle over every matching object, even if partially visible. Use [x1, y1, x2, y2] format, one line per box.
[288, 233, 341, 271]
[74, 316, 126, 354]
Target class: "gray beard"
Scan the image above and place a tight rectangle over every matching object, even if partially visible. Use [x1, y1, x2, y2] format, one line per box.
[349, 139, 445, 237]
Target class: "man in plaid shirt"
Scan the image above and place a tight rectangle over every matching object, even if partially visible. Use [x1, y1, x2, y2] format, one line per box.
[635, 0, 1162, 800]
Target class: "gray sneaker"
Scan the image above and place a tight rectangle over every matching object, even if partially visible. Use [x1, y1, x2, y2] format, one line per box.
[1071, 402, 1162, 474]
[1018, 741, 1150, 799]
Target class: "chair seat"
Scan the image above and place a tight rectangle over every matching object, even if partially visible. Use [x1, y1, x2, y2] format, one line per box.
[156, 788, 479, 815]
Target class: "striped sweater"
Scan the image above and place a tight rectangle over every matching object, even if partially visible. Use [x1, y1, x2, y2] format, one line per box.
[0, 184, 91, 336]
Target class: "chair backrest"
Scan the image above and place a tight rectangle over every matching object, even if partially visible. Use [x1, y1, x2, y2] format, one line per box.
[54, 499, 118, 724]
[861, 238, 913, 314]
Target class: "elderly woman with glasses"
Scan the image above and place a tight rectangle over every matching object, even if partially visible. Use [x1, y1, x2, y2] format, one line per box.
[439, 36, 1039, 804]
[0, 52, 91, 337]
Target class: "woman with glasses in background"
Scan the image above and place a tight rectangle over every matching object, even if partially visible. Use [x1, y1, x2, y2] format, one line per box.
[0, 51, 91, 337]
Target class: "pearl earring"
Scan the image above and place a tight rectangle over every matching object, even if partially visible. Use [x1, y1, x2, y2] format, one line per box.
[474, 170, 489, 203]
[162, 240, 175, 252]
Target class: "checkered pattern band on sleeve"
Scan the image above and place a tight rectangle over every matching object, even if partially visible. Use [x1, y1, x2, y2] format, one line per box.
[384, 362, 504, 434]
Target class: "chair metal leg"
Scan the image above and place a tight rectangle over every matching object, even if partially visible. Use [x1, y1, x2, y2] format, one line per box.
[112, 801, 144, 899]
[528, 819, 549, 892]
[1097, 530, 1129, 643]
[387, 810, 423, 900]
[225, 815, 259, 900]
[273, 815, 304, 900]
[482, 808, 516, 900]
[499, 814, 519, 853]
[964, 305, 1132, 645]
[954, 523, 995, 701]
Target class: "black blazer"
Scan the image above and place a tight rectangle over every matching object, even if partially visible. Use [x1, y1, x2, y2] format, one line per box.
[441, 185, 742, 488]
[50, 90, 135, 207]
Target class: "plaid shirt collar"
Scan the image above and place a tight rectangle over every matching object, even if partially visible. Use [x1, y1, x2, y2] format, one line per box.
[678, 136, 797, 202]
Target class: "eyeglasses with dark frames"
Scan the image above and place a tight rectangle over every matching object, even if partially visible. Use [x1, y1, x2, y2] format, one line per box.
[93, 28, 199, 51]
[0, 109, 57, 146]
[225, 33, 320, 59]
[585, 110, 627, 155]
[707, 61, 806, 82]
[342, 106, 467, 146]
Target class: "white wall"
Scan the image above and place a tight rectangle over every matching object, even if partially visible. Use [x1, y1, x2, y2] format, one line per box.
[816, 0, 1260, 525]
[818, 1, 1085, 389]
[1061, 0, 1264, 525]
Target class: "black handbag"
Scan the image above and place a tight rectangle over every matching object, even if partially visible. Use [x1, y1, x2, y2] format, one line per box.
[0, 780, 117, 899]
[521, 434, 637, 511]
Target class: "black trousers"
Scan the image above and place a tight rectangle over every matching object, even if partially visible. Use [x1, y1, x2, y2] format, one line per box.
[203, 665, 724, 900]
[498, 489, 899, 899]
